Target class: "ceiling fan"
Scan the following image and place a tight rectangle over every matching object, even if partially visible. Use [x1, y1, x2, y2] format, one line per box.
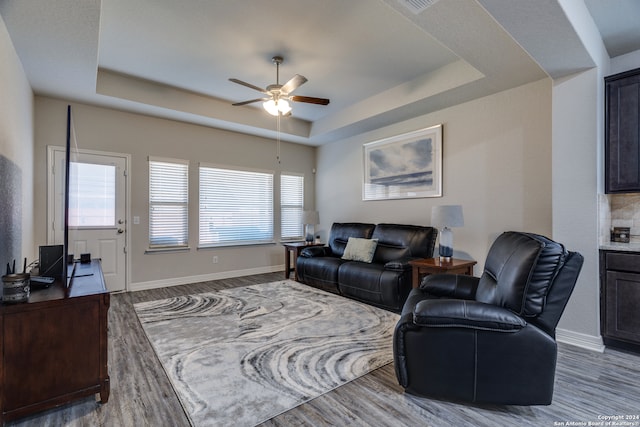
[229, 56, 330, 116]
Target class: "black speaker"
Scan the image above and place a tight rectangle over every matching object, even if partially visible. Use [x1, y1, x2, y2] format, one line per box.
[39, 245, 64, 278]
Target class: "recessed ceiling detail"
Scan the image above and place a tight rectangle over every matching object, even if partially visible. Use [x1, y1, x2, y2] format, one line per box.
[4, 0, 632, 146]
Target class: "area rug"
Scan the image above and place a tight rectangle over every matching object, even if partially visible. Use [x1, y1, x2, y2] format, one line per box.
[134, 280, 399, 427]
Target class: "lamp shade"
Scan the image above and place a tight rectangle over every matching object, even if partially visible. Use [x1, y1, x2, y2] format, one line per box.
[302, 210, 319, 225]
[431, 205, 464, 228]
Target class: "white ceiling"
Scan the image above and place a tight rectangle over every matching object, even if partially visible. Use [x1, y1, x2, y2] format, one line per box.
[1, 0, 638, 146]
[584, 0, 640, 58]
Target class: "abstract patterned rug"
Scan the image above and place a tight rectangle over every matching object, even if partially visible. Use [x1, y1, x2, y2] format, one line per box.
[134, 280, 399, 427]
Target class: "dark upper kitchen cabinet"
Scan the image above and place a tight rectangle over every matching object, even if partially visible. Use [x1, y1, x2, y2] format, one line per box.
[605, 67, 640, 193]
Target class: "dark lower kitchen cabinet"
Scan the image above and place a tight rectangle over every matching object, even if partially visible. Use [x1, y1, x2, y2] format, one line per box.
[600, 250, 640, 352]
[605, 67, 640, 193]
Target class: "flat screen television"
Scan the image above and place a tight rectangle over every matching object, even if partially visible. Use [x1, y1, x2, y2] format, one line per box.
[38, 105, 76, 288]
[55, 104, 76, 288]
[64, 104, 80, 287]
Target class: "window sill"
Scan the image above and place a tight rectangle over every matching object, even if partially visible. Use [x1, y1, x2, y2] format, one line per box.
[197, 241, 276, 249]
[145, 246, 191, 254]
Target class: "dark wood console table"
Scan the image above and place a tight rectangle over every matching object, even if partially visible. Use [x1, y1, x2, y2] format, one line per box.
[0, 259, 110, 424]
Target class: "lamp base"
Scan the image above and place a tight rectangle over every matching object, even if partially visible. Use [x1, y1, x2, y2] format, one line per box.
[305, 224, 315, 243]
[438, 226, 454, 259]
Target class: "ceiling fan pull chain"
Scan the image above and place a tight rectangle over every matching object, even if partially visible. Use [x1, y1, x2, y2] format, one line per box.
[276, 114, 281, 164]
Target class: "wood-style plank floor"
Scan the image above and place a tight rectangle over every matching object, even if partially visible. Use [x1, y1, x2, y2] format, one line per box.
[8, 272, 640, 427]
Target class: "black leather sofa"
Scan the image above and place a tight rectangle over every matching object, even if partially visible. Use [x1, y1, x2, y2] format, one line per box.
[393, 231, 584, 405]
[296, 222, 437, 311]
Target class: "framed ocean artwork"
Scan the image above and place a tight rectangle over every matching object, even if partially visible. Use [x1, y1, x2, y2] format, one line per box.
[363, 124, 442, 200]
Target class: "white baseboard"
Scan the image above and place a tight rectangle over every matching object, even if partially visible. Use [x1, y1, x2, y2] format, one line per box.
[556, 328, 605, 353]
[129, 264, 284, 292]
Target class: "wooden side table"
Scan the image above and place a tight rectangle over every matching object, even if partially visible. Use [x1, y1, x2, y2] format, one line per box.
[409, 258, 477, 288]
[282, 242, 325, 281]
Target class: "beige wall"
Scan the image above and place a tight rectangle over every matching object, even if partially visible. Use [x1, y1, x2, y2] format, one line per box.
[316, 78, 553, 273]
[0, 15, 34, 264]
[552, 69, 602, 343]
[33, 97, 316, 289]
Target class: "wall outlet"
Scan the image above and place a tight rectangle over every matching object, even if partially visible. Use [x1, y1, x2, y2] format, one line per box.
[212, 256, 219, 264]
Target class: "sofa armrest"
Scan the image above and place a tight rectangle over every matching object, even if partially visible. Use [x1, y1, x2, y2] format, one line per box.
[300, 246, 332, 257]
[420, 273, 479, 300]
[383, 257, 414, 272]
[413, 299, 526, 331]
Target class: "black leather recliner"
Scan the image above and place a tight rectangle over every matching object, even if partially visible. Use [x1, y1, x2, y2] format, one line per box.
[393, 231, 584, 405]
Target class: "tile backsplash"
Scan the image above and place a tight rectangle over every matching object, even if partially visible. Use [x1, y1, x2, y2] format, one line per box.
[604, 193, 640, 243]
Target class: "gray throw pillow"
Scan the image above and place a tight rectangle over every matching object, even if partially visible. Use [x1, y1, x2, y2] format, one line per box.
[342, 237, 378, 263]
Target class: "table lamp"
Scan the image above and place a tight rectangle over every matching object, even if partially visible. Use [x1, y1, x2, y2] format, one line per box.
[302, 210, 319, 243]
[431, 205, 464, 260]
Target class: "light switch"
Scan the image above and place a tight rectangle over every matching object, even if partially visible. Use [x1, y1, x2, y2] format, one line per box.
[133, 216, 140, 225]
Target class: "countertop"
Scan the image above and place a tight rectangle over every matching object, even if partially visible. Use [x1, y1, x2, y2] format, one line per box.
[600, 242, 640, 252]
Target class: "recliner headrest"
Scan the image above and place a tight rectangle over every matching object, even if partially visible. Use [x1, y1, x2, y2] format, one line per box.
[475, 232, 568, 317]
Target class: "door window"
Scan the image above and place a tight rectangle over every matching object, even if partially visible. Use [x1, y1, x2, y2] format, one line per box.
[68, 162, 116, 227]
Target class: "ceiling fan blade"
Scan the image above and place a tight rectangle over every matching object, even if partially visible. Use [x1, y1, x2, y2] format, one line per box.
[229, 78, 268, 94]
[280, 74, 307, 94]
[232, 98, 268, 106]
[290, 95, 330, 105]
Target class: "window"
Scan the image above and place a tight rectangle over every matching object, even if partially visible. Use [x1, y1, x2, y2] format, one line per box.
[199, 165, 273, 246]
[281, 173, 304, 240]
[148, 157, 189, 248]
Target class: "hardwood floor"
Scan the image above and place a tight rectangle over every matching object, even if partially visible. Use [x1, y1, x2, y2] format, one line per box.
[7, 272, 640, 427]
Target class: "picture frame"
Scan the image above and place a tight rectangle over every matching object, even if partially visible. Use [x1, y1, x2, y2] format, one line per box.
[362, 124, 442, 200]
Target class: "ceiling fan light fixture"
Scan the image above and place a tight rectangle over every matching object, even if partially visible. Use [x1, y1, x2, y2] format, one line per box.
[231, 55, 329, 116]
[263, 98, 291, 116]
[278, 99, 291, 115]
[263, 99, 278, 115]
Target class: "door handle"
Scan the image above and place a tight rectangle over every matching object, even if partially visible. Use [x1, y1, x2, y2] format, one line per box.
[117, 228, 125, 234]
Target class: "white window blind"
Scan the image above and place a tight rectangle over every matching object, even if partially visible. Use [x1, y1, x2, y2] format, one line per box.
[199, 165, 274, 246]
[281, 173, 304, 240]
[149, 157, 189, 248]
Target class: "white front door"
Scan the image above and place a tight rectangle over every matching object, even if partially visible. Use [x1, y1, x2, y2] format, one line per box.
[49, 148, 128, 292]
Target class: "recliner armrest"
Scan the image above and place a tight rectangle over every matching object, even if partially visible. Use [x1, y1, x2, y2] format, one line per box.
[413, 299, 526, 331]
[420, 274, 479, 300]
[299, 246, 331, 257]
[384, 257, 413, 272]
